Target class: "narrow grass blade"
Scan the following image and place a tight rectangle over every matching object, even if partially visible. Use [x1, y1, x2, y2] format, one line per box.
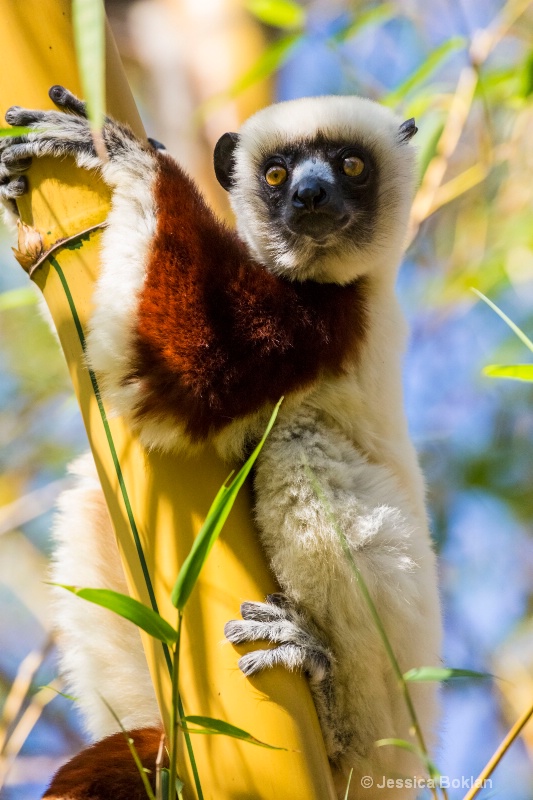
[305, 462, 439, 783]
[245, 0, 306, 29]
[72, 0, 106, 131]
[376, 737, 422, 755]
[171, 398, 283, 611]
[182, 716, 286, 750]
[343, 769, 353, 800]
[51, 585, 178, 645]
[0, 127, 33, 138]
[473, 288, 533, 353]
[38, 685, 78, 702]
[483, 364, 533, 381]
[384, 38, 466, 107]
[376, 739, 440, 780]
[100, 697, 156, 800]
[404, 667, 492, 682]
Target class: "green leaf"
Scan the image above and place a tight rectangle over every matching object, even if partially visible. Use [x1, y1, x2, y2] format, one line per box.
[72, 0, 106, 131]
[51, 585, 178, 645]
[228, 35, 301, 96]
[182, 716, 286, 750]
[0, 287, 38, 310]
[0, 127, 33, 137]
[473, 288, 533, 353]
[333, 4, 395, 43]
[158, 769, 184, 799]
[158, 767, 169, 800]
[246, 0, 306, 29]
[483, 364, 533, 381]
[171, 399, 283, 611]
[383, 37, 466, 108]
[403, 667, 492, 682]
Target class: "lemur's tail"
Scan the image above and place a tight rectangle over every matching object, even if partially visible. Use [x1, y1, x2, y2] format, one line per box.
[42, 726, 164, 800]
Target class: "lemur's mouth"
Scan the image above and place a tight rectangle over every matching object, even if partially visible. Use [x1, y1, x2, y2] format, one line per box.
[285, 212, 350, 242]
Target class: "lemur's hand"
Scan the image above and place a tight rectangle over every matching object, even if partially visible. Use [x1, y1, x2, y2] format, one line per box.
[1, 86, 99, 214]
[0, 86, 160, 219]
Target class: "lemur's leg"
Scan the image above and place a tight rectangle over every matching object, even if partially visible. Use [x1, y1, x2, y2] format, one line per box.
[226, 404, 441, 773]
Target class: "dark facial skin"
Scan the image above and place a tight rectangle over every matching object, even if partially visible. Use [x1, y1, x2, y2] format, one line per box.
[257, 136, 380, 246]
[214, 120, 416, 253]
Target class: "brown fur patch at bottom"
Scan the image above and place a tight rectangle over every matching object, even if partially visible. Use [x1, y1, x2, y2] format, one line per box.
[42, 726, 164, 800]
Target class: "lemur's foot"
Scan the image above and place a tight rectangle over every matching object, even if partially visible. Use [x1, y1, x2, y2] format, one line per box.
[225, 593, 333, 684]
[225, 594, 351, 761]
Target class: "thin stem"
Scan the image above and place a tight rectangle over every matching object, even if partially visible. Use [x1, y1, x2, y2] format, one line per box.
[155, 732, 166, 800]
[168, 612, 183, 799]
[462, 700, 533, 800]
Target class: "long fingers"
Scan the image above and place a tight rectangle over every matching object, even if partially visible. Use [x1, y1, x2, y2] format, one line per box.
[49, 85, 87, 117]
[0, 175, 27, 202]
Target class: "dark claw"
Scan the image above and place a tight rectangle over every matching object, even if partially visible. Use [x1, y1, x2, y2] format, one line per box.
[49, 85, 87, 117]
[266, 593, 288, 608]
[147, 137, 166, 151]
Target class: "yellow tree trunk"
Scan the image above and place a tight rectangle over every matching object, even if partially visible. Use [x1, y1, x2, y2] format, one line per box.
[0, 2, 337, 798]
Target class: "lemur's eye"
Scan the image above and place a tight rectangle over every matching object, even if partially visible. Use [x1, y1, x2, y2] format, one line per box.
[265, 165, 288, 186]
[342, 156, 365, 177]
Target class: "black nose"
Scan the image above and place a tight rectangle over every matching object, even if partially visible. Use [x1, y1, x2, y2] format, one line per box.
[292, 178, 329, 211]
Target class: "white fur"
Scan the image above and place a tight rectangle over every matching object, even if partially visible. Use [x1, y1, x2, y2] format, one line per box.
[85, 146, 158, 422]
[254, 406, 440, 796]
[50, 454, 160, 737]
[230, 96, 416, 284]
[47, 95, 441, 799]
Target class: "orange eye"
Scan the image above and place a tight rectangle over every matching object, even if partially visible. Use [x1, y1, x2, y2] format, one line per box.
[265, 165, 288, 186]
[342, 156, 365, 177]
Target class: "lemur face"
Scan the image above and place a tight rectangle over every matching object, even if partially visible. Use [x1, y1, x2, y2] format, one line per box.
[214, 96, 418, 284]
[255, 135, 378, 245]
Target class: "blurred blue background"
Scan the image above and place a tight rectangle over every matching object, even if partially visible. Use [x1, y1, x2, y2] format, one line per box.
[1, 0, 533, 797]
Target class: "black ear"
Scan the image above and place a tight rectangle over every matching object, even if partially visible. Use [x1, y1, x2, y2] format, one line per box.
[398, 118, 417, 142]
[214, 132, 240, 191]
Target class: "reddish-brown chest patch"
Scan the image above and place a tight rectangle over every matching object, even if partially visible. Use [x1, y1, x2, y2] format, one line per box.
[129, 154, 369, 441]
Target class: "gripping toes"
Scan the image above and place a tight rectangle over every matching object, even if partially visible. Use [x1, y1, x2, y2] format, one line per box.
[225, 596, 332, 684]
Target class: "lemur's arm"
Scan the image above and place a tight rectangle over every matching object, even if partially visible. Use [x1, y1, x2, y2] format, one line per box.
[1, 87, 367, 446]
